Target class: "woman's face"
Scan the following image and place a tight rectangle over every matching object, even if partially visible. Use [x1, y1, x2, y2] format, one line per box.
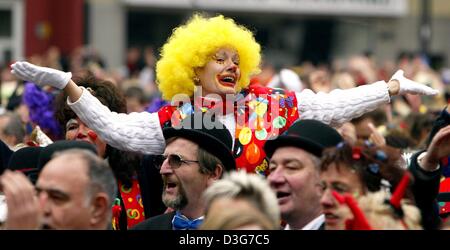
[319, 163, 366, 230]
[65, 118, 107, 157]
[196, 47, 241, 97]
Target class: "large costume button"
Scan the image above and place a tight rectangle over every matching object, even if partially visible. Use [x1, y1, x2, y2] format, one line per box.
[238, 127, 252, 145]
[255, 98, 268, 117]
[245, 142, 260, 164]
[255, 128, 267, 140]
[273, 116, 287, 128]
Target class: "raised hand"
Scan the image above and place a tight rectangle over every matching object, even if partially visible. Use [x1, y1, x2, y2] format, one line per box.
[0, 170, 41, 229]
[11, 61, 72, 90]
[368, 122, 386, 147]
[388, 70, 439, 96]
[422, 124, 450, 170]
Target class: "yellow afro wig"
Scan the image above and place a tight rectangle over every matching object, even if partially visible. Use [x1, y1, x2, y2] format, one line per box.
[156, 14, 261, 101]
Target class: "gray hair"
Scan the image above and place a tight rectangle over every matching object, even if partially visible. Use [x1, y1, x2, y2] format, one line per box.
[0, 112, 25, 143]
[203, 170, 280, 227]
[310, 153, 321, 169]
[53, 149, 117, 208]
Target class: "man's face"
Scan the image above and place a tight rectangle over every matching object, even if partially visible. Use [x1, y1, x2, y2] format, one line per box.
[196, 47, 241, 97]
[36, 155, 92, 229]
[65, 117, 107, 158]
[160, 138, 211, 212]
[268, 147, 323, 225]
[319, 163, 365, 230]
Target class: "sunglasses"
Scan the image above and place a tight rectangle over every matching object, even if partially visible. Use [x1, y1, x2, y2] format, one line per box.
[153, 154, 199, 170]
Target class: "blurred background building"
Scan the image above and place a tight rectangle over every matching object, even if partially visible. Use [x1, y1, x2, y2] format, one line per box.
[0, 0, 449, 71]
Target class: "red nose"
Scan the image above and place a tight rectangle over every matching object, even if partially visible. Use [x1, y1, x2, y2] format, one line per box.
[76, 133, 85, 139]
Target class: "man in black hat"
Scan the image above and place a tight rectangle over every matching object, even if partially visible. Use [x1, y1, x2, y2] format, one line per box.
[264, 119, 343, 230]
[132, 114, 235, 230]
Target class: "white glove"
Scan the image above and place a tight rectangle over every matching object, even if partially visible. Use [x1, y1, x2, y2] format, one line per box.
[390, 69, 438, 96]
[10, 61, 72, 90]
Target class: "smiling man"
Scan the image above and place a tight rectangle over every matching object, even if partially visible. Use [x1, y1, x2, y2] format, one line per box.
[264, 120, 343, 230]
[132, 114, 236, 230]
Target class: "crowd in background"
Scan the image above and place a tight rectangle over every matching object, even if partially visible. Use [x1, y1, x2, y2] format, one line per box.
[0, 42, 449, 230]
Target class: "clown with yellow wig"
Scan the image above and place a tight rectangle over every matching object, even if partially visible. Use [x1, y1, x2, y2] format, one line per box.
[11, 14, 439, 176]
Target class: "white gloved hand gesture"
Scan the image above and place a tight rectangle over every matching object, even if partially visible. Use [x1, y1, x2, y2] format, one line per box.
[390, 69, 439, 96]
[11, 61, 72, 90]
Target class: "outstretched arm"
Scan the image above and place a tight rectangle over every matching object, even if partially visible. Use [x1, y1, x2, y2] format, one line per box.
[68, 88, 165, 154]
[11, 61, 82, 102]
[11, 62, 166, 154]
[296, 70, 438, 127]
[296, 80, 390, 127]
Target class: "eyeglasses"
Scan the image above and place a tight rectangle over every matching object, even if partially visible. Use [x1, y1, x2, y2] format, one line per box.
[153, 154, 199, 170]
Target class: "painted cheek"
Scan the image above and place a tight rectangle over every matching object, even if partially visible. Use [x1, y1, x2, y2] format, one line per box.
[87, 130, 98, 141]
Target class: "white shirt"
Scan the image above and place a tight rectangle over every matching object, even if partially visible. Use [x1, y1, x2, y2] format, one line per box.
[284, 214, 325, 230]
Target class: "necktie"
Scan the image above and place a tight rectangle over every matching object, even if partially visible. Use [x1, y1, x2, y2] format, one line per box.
[172, 212, 204, 230]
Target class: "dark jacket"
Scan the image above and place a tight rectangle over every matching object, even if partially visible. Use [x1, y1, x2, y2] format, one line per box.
[131, 211, 176, 230]
[408, 150, 442, 230]
[408, 106, 449, 230]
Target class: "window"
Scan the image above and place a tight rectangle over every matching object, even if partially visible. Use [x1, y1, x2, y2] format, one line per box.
[0, 10, 12, 37]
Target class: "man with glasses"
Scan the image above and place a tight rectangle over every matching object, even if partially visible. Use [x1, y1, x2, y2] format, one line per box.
[132, 114, 236, 230]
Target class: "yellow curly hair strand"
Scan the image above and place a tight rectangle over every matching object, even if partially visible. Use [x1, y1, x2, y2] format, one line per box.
[156, 14, 261, 100]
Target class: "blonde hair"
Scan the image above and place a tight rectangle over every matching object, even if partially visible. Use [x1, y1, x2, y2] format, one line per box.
[202, 171, 280, 228]
[156, 14, 261, 100]
[201, 203, 276, 230]
[358, 191, 422, 230]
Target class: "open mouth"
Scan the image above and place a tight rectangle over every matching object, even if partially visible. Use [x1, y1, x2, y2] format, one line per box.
[275, 191, 291, 204]
[217, 75, 236, 87]
[276, 191, 290, 199]
[324, 213, 339, 220]
[164, 181, 178, 193]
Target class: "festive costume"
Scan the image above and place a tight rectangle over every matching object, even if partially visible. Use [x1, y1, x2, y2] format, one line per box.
[9, 15, 436, 176]
[112, 177, 146, 230]
[69, 82, 389, 175]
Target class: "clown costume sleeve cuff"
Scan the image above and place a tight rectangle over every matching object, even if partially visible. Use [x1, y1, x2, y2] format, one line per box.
[68, 87, 165, 154]
[296, 81, 390, 128]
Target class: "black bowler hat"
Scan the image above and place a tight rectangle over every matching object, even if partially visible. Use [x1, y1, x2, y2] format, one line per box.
[7, 146, 42, 184]
[264, 119, 343, 158]
[37, 140, 98, 170]
[0, 139, 13, 175]
[162, 113, 236, 171]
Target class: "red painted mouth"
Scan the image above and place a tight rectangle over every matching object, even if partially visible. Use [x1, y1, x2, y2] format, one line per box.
[217, 74, 237, 88]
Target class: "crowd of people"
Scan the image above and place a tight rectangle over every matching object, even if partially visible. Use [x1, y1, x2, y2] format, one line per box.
[0, 14, 449, 230]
